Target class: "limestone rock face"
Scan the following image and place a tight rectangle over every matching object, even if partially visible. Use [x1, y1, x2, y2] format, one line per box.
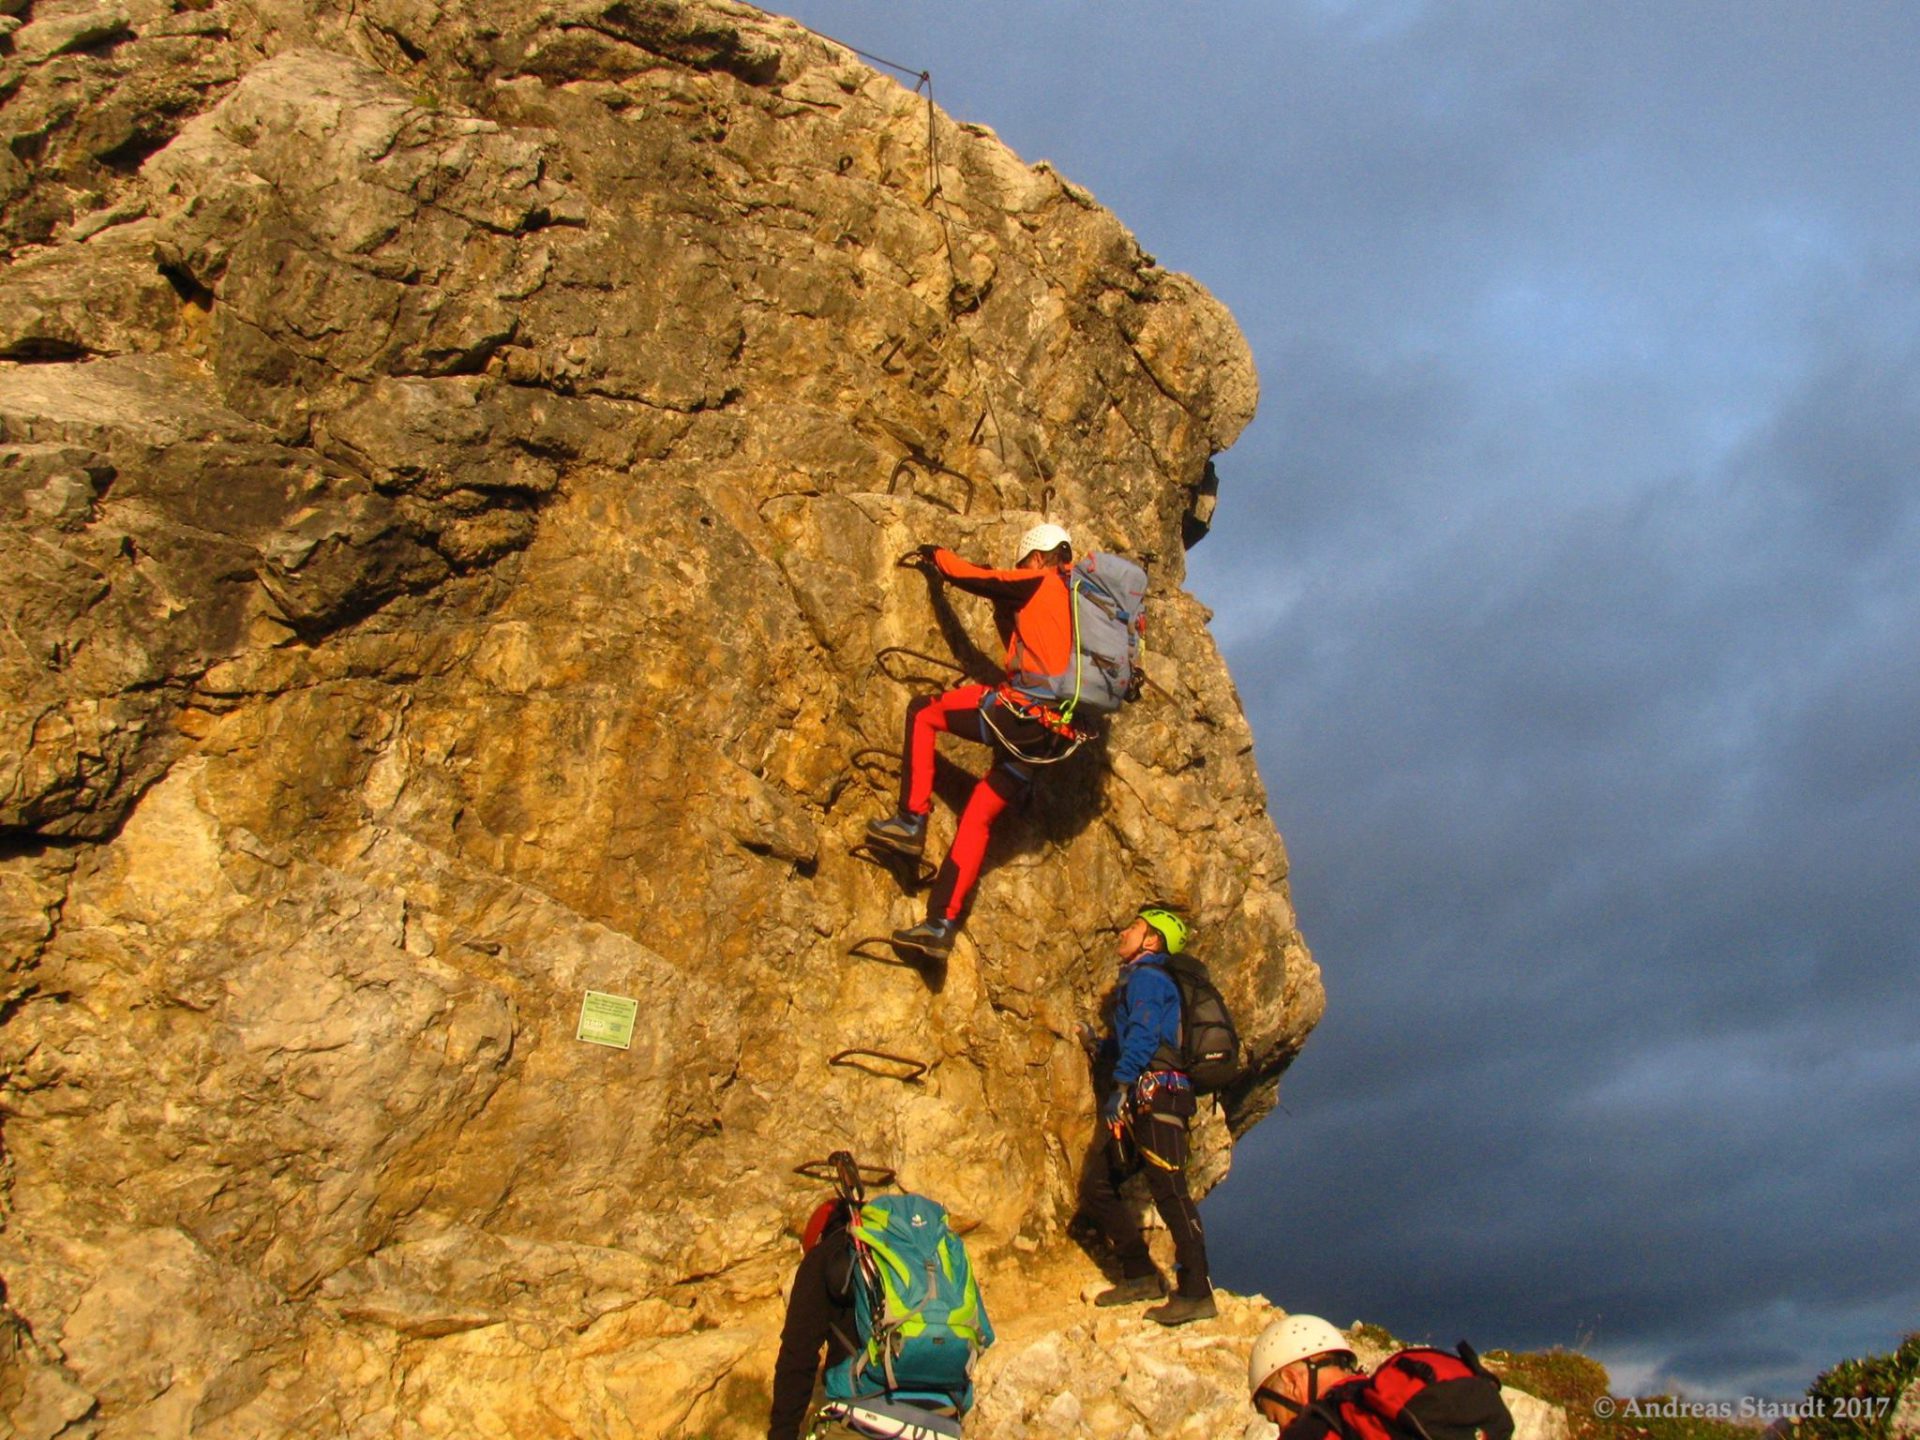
[0, 2, 1320, 1434]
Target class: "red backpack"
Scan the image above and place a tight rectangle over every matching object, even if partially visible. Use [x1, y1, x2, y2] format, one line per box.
[1295, 1345, 1515, 1440]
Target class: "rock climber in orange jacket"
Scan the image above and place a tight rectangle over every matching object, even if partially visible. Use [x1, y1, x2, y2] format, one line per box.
[867, 522, 1077, 957]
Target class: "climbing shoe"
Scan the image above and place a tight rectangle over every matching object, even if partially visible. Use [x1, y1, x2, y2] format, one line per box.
[1145, 1292, 1218, 1327]
[865, 810, 928, 857]
[1093, 1274, 1166, 1307]
[891, 918, 956, 957]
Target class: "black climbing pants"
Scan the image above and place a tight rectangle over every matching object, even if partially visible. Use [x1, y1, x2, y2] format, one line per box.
[1076, 1088, 1211, 1298]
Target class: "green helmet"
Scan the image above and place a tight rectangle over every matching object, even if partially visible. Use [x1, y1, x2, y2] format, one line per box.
[1137, 905, 1189, 955]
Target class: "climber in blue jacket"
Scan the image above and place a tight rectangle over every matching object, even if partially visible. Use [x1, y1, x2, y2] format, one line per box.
[1074, 903, 1216, 1326]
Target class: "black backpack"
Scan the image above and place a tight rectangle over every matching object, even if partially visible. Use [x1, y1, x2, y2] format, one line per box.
[1162, 953, 1240, 1093]
[1303, 1344, 1515, 1440]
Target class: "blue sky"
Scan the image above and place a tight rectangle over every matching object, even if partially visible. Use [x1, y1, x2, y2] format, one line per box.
[771, 1, 1919, 1401]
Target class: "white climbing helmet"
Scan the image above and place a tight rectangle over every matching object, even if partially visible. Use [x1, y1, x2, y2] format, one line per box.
[1248, 1314, 1354, 1395]
[1015, 521, 1072, 563]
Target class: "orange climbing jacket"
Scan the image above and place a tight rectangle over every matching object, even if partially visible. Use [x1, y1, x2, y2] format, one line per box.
[930, 547, 1147, 738]
[929, 549, 1074, 685]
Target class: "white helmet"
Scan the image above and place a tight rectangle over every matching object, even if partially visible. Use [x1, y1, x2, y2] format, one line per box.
[1015, 521, 1072, 563]
[1248, 1314, 1353, 1395]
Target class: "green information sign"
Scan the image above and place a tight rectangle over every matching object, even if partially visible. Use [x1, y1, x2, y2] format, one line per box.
[576, 990, 639, 1050]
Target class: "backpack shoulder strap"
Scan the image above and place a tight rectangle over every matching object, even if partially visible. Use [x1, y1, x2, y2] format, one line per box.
[824, 1230, 857, 1307]
[1308, 1401, 1355, 1438]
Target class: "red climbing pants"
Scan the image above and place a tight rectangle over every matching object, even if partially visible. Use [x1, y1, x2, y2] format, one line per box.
[903, 685, 993, 815]
[898, 685, 1043, 923]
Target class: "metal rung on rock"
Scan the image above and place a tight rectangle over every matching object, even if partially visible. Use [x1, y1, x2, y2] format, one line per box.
[847, 845, 936, 889]
[849, 746, 902, 778]
[887, 457, 975, 516]
[829, 1048, 930, 1085]
[846, 936, 934, 969]
[794, 1155, 898, 1191]
[873, 646, 967, 688]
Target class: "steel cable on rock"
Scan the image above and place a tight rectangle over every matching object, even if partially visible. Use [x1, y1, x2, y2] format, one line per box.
[791, 21, 1017, 475]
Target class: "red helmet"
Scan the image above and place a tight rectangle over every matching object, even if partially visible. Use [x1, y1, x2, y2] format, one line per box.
[802, 1198, 849, 1253]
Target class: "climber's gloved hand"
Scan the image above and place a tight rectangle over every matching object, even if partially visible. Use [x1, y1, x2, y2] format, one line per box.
[900, 543, 941, 571]
[1101, 1088, 1128, 1126]
[1076, 1021, 1100, 1060]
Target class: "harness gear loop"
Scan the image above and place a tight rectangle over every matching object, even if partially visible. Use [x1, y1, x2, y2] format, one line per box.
[1134, 1069, 1192, 1106]
[978, 686, 1087, 765]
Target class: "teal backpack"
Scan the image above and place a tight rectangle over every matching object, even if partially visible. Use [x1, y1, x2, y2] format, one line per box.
[823, 1193, 994, 1412]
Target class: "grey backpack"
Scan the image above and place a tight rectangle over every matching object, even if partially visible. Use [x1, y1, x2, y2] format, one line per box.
[1061, 552, 1148, 720]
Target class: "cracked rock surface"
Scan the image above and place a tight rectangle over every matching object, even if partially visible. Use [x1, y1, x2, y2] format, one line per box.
[970, 1299, 1574, 1440]
[0, 2, 1320, 1434]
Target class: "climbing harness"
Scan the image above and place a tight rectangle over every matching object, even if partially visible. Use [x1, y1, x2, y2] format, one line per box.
[814, 1399, 961, 1440]
[978, 686, 1087, 766]
[1135, 1069, 1194, 1105]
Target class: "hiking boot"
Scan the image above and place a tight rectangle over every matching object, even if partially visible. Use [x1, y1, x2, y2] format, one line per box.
[1146, 1292, 1218, 1327]
[891, 918, 956, 957]
[1093, 1274, 1166, 1307]
[866, 810, 928, 857]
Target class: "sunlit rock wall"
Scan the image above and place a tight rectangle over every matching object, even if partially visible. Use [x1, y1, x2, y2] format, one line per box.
[0, 1, 1322, 1433]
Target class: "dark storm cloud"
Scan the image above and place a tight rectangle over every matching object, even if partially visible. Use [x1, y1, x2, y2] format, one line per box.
[1210, 1018, 1920, 1397]
[1194, 6, 1920, 1386]
[772, 0, 1919, 1399]
[1205, 306, 1920, 1377]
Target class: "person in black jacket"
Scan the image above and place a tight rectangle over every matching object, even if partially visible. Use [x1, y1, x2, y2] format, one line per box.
[770, 1193, 977, 1440]
[769, 1198, 859, 1440]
